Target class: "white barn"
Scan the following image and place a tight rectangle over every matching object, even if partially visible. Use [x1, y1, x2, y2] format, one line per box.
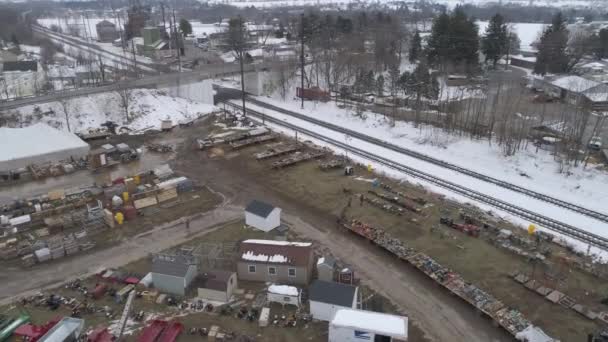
[245, 200, 281, 232]
[0, 123, 90, 172]
[309, 280, 358, 322]
[329, 309, 408, 342]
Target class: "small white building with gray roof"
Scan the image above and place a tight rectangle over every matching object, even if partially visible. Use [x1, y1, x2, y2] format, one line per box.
[151, 253, 198, 296]
[245, 199, 281, 232]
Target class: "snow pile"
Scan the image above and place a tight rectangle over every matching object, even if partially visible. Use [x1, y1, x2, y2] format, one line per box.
[515, 325, 556, 342]
[243, 239, 311, 247]
[268, 284, 299, 296]
[316, 257, 325, 265]
[6, 88, 218, 133]
[331, 309, 408, 338]
[242, 251, 288, 263]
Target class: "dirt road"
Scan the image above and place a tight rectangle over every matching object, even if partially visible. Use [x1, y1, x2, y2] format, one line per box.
[0, 206, 242, 306]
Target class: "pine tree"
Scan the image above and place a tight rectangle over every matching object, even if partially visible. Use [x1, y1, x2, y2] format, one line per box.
[179, 19, 193, 37]
[534, 12, 569, 75]
[426, 12, 450, 67]
[376, 74, 384, 96]
[409, 30, 422, 63]
[481, 13, 508, 67]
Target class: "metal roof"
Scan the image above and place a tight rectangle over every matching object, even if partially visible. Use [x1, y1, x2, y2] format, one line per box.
[151, 255, 195, 278]
[245, 200, 276, 218]
[309, 280, 357, 307]
[3, 61, 37, 72]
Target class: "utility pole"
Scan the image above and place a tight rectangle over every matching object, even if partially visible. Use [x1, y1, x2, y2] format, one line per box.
[239, 16, 246, 116]
[172, 7, 181, 72]
[300, 13, 305, 109]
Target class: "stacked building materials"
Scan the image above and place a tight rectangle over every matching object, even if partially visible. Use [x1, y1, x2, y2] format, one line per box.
[63, 235, 79, 255]
[255, 144, 300, 160]
[271, 151, 326, 169]
[35, 248, 51, 263]
[342, 219, 554, 341]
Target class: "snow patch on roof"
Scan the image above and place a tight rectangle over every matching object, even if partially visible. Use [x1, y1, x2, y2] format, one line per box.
[268, 284, 299, 296]
[242, 251, 288, 263]
[550, 75, 599, 92]
[242, 239, 311, 247]
[316, 257, 325, 265]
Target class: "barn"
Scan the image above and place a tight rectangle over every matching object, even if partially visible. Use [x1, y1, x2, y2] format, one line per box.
[244, 200, 281, 232]
[309, 280, 358, 322]
[0, 123, 89, 172]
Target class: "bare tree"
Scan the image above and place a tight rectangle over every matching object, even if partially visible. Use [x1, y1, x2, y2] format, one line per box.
[59, 98, 72, 132]
[226, 16, 248, 116]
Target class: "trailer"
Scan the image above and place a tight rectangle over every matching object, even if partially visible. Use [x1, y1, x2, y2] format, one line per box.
[157, 321, 183, 342]
[296, 87, 330, 102]
[137, 320, 168, 342]
[13, 317, 60, 342]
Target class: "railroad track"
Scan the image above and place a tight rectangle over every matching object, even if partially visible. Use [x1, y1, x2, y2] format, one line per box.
[222, 100, 608, 251]
[246, 97, 608, 225]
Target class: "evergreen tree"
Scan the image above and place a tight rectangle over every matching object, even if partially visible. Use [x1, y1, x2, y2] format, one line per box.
[409, 30, 422, 63]
[179, 19, 193, 37]
[10, 33, 19, 48]
[376, 74, 384, 96]
[426, 7, 479, 72]
[426, 12, 450, 67]
[534, 12, 569, 75]
[365, 70, 375, 93]
[398, 71, 409, 95]
[592, 28, 608, 59]
[481, 13, 508, 67]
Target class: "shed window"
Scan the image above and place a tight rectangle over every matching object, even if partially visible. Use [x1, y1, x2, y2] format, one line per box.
[268, 266, 277, 275]
[288, 268, 296, 277]
[248, 265, 256, 273]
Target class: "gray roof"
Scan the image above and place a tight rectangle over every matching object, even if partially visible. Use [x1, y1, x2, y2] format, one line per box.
[151, 255, 194, 278]
[309, 280, 357, 307]
[245, 199, 276, 218]
[3, 61, 37, 72]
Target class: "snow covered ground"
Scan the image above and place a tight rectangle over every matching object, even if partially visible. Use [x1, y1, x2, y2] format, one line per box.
[7, 88, 218, 134]
[209, 0, 605, 9]
[477, 21, 546, 53]
[237, 96, 608, 257]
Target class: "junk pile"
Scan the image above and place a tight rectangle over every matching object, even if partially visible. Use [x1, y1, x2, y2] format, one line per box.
[89, 143, 142, 170]
[341, 219, 556, 341]
[319, 159, 345, 170]
[255, 144, 300, 160]
[358, 194, 404, 216]
[368, 190, 420, 213]
[271, 151, 326, 169]
[439, 217, 481, 237]
[230, 135, 276, 149]
[146, 144, 173, 153]
[511, 272, 599, 321]
[379, 183, 427, 205]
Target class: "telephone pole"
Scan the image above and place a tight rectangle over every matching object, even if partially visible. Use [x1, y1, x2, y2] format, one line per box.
[300, 14, 305, 109]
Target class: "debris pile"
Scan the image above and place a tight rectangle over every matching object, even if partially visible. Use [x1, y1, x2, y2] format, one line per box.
[271, 151, 326, 169]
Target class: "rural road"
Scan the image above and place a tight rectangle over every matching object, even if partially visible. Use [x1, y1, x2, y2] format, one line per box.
[0, 205, 242, 306]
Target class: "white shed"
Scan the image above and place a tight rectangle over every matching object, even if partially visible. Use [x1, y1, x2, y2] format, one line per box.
[267, 284, 300, 307]
[329, 309, 408, 342]
[245, 200, 281, 232]
[309, 280, 358, 322]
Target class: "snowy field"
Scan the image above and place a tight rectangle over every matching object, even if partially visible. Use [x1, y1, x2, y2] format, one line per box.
[237, 96, 608, 257]
[209, 0, 606, 9]
[477, 21, 546, 52]
[7, 89, 217, 134]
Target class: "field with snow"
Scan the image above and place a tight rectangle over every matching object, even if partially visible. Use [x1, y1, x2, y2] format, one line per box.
[209, 0, 605, 9]
[477, 21, 545, 52]
[5, 89, 218, 134]
[239, 93, 608, 257]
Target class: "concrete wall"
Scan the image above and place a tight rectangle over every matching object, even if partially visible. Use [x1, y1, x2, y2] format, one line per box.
[245, 208, 280, 232]
[237, 262, 309, 285]
[160, 79, 213, 104]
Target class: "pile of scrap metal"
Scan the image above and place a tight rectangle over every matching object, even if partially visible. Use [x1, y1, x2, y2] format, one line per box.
[439, 217, 481, 237]
[358, 194, 404, 216]
[255, 144, 300, 160]
[319, 159, 345, 170]
[230, 134, 275, 149]
[146, 143, 173, 153]
[511, 272, 599, 321]
[368, 190, 420, 213]
[341, 219, 556, 341]
[271, 151, 326, 169]
[379, 183, 427, 205]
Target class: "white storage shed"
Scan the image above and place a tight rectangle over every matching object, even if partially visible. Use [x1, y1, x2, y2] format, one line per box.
[0, 123, 89, 172]
[267, 284, 301, 307]
[245, 200, 281, 232]
[329, 309, 408, 342]
[309, 280, 358, 322]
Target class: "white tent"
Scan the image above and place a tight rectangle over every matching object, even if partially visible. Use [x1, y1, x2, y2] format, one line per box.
[0, 123, 89, 172]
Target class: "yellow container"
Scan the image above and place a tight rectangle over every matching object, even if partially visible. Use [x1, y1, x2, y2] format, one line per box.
[115, 212, 124, 225]
[133, 175, 141, 185]
[122, 192, 129, 202]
